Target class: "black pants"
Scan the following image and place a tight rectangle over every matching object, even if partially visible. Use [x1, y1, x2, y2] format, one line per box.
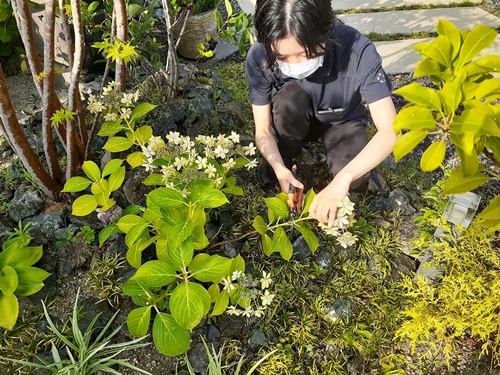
[271, 83, 370, 189]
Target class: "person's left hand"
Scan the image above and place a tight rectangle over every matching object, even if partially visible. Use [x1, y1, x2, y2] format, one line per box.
[308, 178, 351, 227]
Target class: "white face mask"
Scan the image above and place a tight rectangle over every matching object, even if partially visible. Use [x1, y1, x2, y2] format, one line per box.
[277, 55, 324, 79]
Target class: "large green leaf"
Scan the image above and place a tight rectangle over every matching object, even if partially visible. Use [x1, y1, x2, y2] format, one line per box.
[414, 58, 443, 78]
[475, 55, 500, 72]
[443, 166, 488, 194]
[477, 195, 500, 225]
[71, 195, 98, 216]
[104, 137, 134, 152]
[252, 215, 268, 235]
[148, 188, 186, 208]
[191, 224, 209, 250]
[475, 78, 500, 102]
[264, 197, 289, 220]
[452, 107, 500, 137]
[393, 106, 436, 132]
[261, 233, 273, 256]
[108, 167, 126, 192]
[61, 177, 91, 193]
[82, 160, 101, 182]
[393, 82, 441, 111]
[272, 227, 293, 261]
[168, 220, 194, 249]
[167, 238, 194, 270]
[436, 19, 461, 62]
[295, 225, 319, 253]
[97, 119, 123, 136]
[126, 237, 156, 269]
[122, 278, 149, 297]
[189, 255, 233, 283]
[420, 141, 446, 172]
[0, 245, 42, 268]
[211, 289, 229, 317]
[133, 126, 153, 145]
[170, 282, 211, 330]
[189, 186, 229, 209]
[101, 159, 124, 177]
[422, 35, 452, 68]
[127, 306, 152, 337]
[0, 266, 18, 295]
[131, 102, 157, 123]
[131, 260, 178, 287]
[485, 136, 500, 162]
[0, 292, 18, 330]
[125, 222, 149, 248]
[118, 215, 147, 233]
[152, 313, 190, 356]
[455, 146, 479, 177]
[439, 70, 465, 115]
[301, 189, 316, 216]
[14, 266, 50, 296]
[393, 129, 428, 162]
[457, 25, 497, 68]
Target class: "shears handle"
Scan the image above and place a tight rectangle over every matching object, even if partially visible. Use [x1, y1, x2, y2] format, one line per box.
[287, 165, 303, 215]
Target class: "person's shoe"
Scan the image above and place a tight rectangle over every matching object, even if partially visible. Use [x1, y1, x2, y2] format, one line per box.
[366, 169, 388, 196]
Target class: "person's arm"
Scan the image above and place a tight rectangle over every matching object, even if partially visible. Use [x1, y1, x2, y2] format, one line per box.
[252, 104, 303, 192]
[309, 96, 397, 227]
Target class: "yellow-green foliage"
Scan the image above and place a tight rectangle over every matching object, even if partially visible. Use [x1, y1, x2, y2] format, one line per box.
[395, 222, 500, 366]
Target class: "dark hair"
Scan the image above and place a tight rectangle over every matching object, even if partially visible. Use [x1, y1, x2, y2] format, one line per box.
[254, 0, 336, 66]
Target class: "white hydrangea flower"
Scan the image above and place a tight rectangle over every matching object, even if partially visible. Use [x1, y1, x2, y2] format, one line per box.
[253, 307, 265, 318]
[245, 159, 258, 170]
[166, 131, 181, 145]
[242, 306, 253, 317]
[227, 306, 242, 316]
[244, 142, 257, 156]
[336, 232, 358, 249]
[174, 156, 188, 170]
[231, 270, 243, 281]
[204, 164, 217, 178]
[195, 156, 208, 170]
[229, 131, 240, 143]
[222, 277, 235, 292]
[260, 271, 273, 289]
[104, 112, 118, 121]
[148, 136, 165, 151]
[214, 145, 229, 158]
[120, 107, 132, 120]
[261, 290, 275, 306]
[222, 158, 236, 170]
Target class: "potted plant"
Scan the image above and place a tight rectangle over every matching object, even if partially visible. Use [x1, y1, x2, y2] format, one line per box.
[172, 0, 220, 59]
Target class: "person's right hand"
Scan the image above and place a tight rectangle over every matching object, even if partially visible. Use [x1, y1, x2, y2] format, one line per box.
[274, 164, 303, 194]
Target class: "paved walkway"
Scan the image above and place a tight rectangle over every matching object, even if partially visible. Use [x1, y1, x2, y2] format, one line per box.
[235, 0, 500, 74]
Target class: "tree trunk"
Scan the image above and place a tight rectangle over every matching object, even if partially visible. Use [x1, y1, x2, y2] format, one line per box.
[114, 0, 128, 92]
[0, 65, 62, 197]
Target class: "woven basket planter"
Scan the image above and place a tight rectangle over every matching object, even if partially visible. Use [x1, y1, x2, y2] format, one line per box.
[176, 10, 217, 59]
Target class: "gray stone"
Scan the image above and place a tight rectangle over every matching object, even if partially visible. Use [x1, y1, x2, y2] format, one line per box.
[104, 233, 128, 259]
[187, 341, 215, 374]
[248, 329, 268, 346]
[207, 325, 221, 340]
[8, 185, 45, 222]
[190, 96, 214, 114]
[390, 252, 417, 281]
[216, 313, 246, 338]
[314, 249, 333, 272]
[222, 242, 241, 258]
[292, 235, 312, 260]
[23, 210, 66, 244]
[123, 169, 153, 206]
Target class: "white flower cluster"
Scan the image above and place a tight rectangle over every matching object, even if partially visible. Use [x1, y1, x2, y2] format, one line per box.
[142, 131, 257, 190]
[87, 82, 139, 122]
[226, 271, 275, 318]
[319, 196, 358, 249]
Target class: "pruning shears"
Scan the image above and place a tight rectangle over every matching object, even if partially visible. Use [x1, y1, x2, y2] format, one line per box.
[287, 164, 304, 220]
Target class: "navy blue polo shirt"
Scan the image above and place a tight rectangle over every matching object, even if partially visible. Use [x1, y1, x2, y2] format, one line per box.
[245, 24, 393, 124]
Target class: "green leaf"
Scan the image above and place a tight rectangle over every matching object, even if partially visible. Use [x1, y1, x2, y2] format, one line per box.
[62, 177, 91, 193]
[393, 129, 428, 162]
[104, 137, 134, 152]
[0, 292, 18, 330]
[189, 255, 233, 282]
[452, 107, 500, 137]
[14, 266, 50, 296]
[152, 313, 190, 356]
[167, 238, 194, 270]
[476, 55, 500, 73]
[393, 82, 441, 111]
[295, 225, 319, 253]
[477, 195, 500, 224]
[0, 245, 42, 269]
[301, 189, 316, 216]
[170, 281, 211, 330]
[131, 102, 157, 123]
[0, 266, 18, 295]
[222, 185, 244, 195]
[125, 222, 149, 248]
[127, 151, 146, 168]
[439, 70, 465, 115]
[211, 289, 229, 317]
[262, 233, 273, 256]
[422, 35, 452, 68]
[122, 278, 149, 297]
[82, 160, 101, 182]
[476, 78, 500, 102]
[443, 166, 488, 194]
[414, 58, 443, 78]
[189, 186, 229, 209]
[420, 140, 446, 172]
[264, 197, 289, 220]
[455, 146, 479, 177]
[97, 119, 123, 137]
[457, 24, 497, 68]
[118, 215, 147, 233]
[485, 136, 500, 162]
[272, 227, 293, 261]
[134, 126, 153, 145]
[131, 260, 178, 287]
[252, 215, 268, 235]
[148, 188, 186, 208]
[127, 306, 152, 337]
[393, 106, 436, 133]
[108, 167, 126, 192]
[126, 237, 156, 269]
[72, 195, 98, 216]
[102, 159, 124, 177]
[191, 224, 209, 250]
[168, 220, 194, 249]
[436, 19, 461, 62]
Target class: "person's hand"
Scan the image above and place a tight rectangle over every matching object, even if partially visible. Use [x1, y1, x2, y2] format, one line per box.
[309, 178, 350, 227]
[274, 164, 303, 193]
